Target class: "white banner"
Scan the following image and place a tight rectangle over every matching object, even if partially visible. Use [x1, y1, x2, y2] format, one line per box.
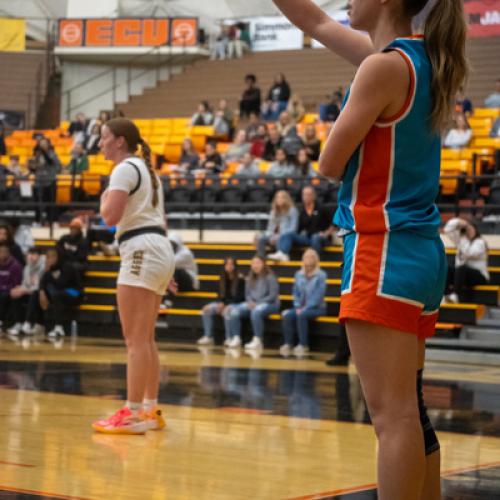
[248, 16, 304, 52]
[312, 10, 350, 48]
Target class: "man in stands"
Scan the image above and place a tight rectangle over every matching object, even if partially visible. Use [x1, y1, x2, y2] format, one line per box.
[267, 148, 295, 178]
[200, 141, 225, 175]
[0, 242, 23, 332]
[56, 218, 89, 276]
[268, 185, 335, 261]
[239, 74, 261, 119]
[485, 79, 500, 108]
[263, 126, 282, 161]
[235, 152, 261, 178]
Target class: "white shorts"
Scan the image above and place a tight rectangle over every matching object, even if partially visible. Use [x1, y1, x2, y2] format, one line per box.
[117, 233, 174, 296]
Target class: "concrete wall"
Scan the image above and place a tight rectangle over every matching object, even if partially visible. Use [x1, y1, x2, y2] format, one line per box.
[61, 62, 183, 121]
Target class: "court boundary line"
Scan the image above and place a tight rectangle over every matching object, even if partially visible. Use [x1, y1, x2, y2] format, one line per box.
[0, 485, 93, 500]
[0, 460, 35, 468]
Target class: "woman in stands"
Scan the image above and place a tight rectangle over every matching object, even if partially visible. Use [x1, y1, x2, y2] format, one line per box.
[92, 118, 174, 435]
[197, 257, 245, 346]
[274, 0, 467, 498]
[443, 217, 489, 303]
[443, 113, 472, 149]
[280, 249, 327, 358]
[225, 255, 280, 351]
[255, 190, 298, 256]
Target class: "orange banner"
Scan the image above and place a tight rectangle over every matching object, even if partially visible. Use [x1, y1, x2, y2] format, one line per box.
[57, 18, 197, 47]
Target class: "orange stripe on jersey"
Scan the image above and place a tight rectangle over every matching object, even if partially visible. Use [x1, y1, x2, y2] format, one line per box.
[353, 126, 393, 233]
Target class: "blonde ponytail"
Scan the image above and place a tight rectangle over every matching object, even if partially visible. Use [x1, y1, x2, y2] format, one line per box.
[139, 138, 159, 208]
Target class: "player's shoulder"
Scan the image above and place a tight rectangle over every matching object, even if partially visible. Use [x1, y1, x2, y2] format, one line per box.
[357, 51, 408, 82]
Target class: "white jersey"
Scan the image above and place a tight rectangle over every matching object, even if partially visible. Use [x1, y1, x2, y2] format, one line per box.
[108, 156, 165, 238]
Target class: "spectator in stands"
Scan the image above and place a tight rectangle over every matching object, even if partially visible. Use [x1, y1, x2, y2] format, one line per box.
[33, 138, 61, 172]
[197, 257, 245, 346]
[39, 247, 83, 338]
[287, 94, 306, 124]
[262, 74, 291, 122]
[490, 117, 500, 138]
[200, 141, 225, 175]
[455, 88, 473, 116]
[239, 74, 261, 119]
[263, 126, 282, 161]
[7, 247, 45, 336]
[292, 148, 317, 178]
[268, 185, 334, 261]
[6, 155, 25, 178]
[168, 233, 199, 292]
[9, 219, 33, 256]
[280, 248, 327, 357]
[83, 124, 101, 155]
[303, 124, 321, 161]
[67, 143, 89, 175]
[210, 24, 229, 60]
[319, 93, 341, 122]
[0, 242, 23, 332]
[68, 112, 89, 145]
[228, 22, 248, 59]
[225, 255, 280, 350]
[235, 152, 261, 178]
[191, 101, 214, 126]
[213, 99, 234, 139]
[443, 218, 489, 304]
[56, 218, 89, 276]
[443, 113, 472, 149]
[245, 112, 262, 141]
[267, 148, 296, 178]
[87, 111, 110, 137]
[484, 79, 500, 109]
[0, 121, 6, 156]
[277, 111, 296, 138]
[0, 223, 25, 266]
[250, 124, 268, 158]
[256, 190, 298, 256]
[224, 130, 251, 163]
[177, 138, 200, 173]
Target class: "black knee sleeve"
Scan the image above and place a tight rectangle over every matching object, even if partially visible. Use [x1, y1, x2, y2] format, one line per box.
[417, 369, 440, 456]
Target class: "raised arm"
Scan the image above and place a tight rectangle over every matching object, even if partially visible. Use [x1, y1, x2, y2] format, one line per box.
[273, 0, 374, 66]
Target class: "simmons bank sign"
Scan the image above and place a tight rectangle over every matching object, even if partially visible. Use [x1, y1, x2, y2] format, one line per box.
[465, 0, 500, 37]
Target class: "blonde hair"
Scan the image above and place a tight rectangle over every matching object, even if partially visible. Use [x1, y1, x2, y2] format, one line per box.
[271, 190, 295, 216]
[301, 248, 320, 273]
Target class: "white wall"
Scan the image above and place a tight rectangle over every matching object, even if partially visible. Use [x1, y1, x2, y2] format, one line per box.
[67, 0, 118, 17]
[61, 61, 182, 120]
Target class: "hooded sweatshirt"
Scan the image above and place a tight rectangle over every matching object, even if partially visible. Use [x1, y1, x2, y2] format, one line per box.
[169, 233, 199, 290]
[0, 256, 23, 293]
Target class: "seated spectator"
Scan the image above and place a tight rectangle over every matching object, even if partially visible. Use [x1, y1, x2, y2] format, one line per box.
[191, 101, 214, 126]
[9, 219, 33, 256]
[0, 223, 25, 266]
[6, 155, 25, 178]
[490, 117, 500, 138]
[443, 114, 472, 149]
[250, 124, 268, 158]
[443, 218, 489, 303]
[256, 190, 298, 256]
[263, 127, 282, 161]
[280, 249, 327, 357]
[228, 22, 251, 59]
[277, 111, 296, 138]
[39, 247, 83, 338]
[303, 124, 321, 161]
[197, 257, 245, 346]
[262, 74, 291, 122]
[177, 138, 200, 174]
[319, 93, 341, 122]
[455, 88, 473, 116]
[169, 233, 199, 292]
[267, 148, 296, 178]
[268, 185, 334, 261]
[87, 111, 111, 135]
[68, 112, 89, 145]
[484, 79, 500, 109]
[213, 99, 234, 139]
[235, 152, 261, 178]
[32, 137, 61, 173]
[0, 243, 23, 332]
[66, 143, 89, 175]
[83, 124, 101, 155]
[287, 94, 306, 123]
[225, 255, 280, 350]
[7, 247, 46, 336]
[56, 218, 89, 276]
[245, 112, 261, 141]
[224, 130, 251, 163]
[200, 141, 225, 175]
[210, 24, 229, 60]
[239, 74, 261, 119]
[293, 148, 317, 178]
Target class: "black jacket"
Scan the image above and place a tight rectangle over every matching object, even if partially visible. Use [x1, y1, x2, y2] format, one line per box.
[57, 234, 89, 265]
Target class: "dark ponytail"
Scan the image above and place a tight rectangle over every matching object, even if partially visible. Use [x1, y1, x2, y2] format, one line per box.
[139, 138, 159, 208]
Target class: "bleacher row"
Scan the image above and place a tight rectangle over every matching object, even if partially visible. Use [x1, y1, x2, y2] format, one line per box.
[2, 108, 500, 203]
[34, 239, 500, 350]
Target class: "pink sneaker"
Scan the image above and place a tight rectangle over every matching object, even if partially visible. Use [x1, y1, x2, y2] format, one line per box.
[92, 407, 148, 435]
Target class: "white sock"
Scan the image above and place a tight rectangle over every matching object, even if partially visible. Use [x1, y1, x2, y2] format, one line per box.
[126, 401, 142, 415]
[143, 399, 158, 412]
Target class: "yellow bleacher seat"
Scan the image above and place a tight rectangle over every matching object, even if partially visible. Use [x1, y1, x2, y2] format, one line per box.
[56, 175, 77, 204]
[133, 119, 153, 128]
[474, 138, 500, 148]
[472, 127, 492, 139]
[164, 144, 182, 163]
[81, 173, 102, 196]
[468, 117, 492, 130]
[473, 108, 500, 119]
[216, 142, 230, 154]
[259, 161, 270, 173]
[152, 126, 171, 137]
[152, 118, 173, 128]
[166, 134, 187, 145]
[190, 126, 214, 137]
[0, 155, 9, 164]
[191, 135, 207, 152]
[303, 113, 319, 124]
[441, 159, 471, 174]
[441, 149, 461, 160]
